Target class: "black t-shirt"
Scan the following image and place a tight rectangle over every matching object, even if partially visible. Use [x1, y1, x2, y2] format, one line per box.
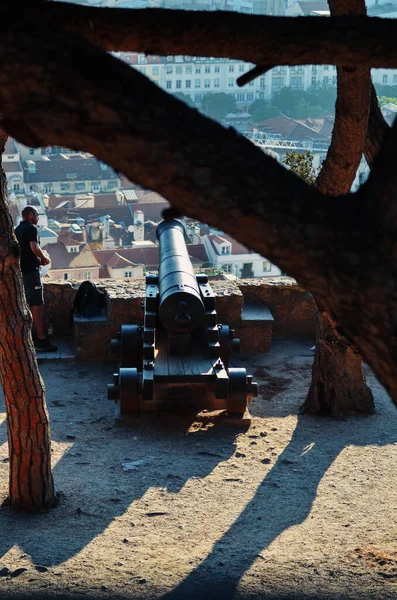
[15, 221, 40, 273]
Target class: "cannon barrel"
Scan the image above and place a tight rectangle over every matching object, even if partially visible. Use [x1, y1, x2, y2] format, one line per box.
[156, 219, 205, 332]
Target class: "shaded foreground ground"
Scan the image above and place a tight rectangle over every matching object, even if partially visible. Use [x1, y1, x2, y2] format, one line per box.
[0, 339, 396, 600]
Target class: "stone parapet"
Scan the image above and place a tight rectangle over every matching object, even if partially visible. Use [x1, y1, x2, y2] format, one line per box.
[42, 276, 315, 361]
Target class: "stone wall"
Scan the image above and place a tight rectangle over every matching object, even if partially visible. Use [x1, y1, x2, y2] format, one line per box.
[43, 276, 316, 361]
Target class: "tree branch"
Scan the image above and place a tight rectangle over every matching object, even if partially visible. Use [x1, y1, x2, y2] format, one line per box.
[32, 3, 397, 68]
[315, 0, 370, 195]
[364, 82, 390, 168]
[2, 15, 397, 406]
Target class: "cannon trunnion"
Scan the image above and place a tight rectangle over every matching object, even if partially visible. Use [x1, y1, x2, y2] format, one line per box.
[108, 219, 258, 419]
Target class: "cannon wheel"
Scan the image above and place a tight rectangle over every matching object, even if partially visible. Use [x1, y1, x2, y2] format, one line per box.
[227, 368, 247, 417]
[119, 368, 139, 416]
[121, 325, 140, 368]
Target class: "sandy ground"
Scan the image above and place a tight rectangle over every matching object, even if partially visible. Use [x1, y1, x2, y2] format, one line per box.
[0, 338, 396, 600]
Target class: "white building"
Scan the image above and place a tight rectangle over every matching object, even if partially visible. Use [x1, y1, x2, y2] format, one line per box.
[202, 233, 281, 278]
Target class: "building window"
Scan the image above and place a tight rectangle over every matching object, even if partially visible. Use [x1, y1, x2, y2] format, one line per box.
[107, 180, 117, 189]
[394, 75, 397, 84]
[166, 66, 173, 74]
[323, 76, 329, 85]
[205, 66, 210, 73]
[139, 67, 146, 74]
[272, 77, 284, 88]
[291, 76, 302, 87]
[214, 78, 220, 88]
[64, 273, 71, 280]
[237, 92, 244, 102]
[76, 182, 85, 191]
[186, 66, 192, 75]
[247, 92, 254, 101]
[176, 80, 182, 89]
[228, 78, 234, 87]
[166, 80, 172, 89]
[29, 148, 35, 155]
[138, 55, 147, 64]
[204, 79, 210, 88]
[186, 80, 191, 88]
[124, 271, 132, 278]
[195, 79, 201, 88]
[221, 245, 231, 255]
[175, 66, 181, 74]
[92, 182, 100, 192]
[263, 261, 271, 272]
[222, 264, 232, 273]
[228, 65, 234, 72]
[312, 65, 317, 73]
[61, 183, 70, 191]
[214, 65, 220, 73]
[194, 94, 202, 103]
[68, 246, 78, 253]
[312, 77, 317, 85]
[44, 184, 53, 193]
[383, 74, 388, 83]
[260, 77, 266, 88]
[332, 76, 337, 84]
[83, 272, 92, 280]
[195, 66, 201, 74]
[239, 64, 245, 72]
[324, 65, 329, 70]
[13, 183, 20, 191]
[153, 67, 159, 75]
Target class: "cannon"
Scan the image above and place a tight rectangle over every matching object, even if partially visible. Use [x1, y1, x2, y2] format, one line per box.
[108, 218, 258, 418]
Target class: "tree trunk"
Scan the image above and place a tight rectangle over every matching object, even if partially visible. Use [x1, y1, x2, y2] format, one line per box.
[0, 132, 56, 511]
[300, 0, 375, 418]
[300, 311, 374, 418]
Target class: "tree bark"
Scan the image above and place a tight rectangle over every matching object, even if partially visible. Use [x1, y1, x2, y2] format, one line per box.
[301, 311, 374, 417]
[1, 16, 397, 408]
[34, 3, 397, 69]
[0, 130, 56, 511]
[300, 0, 374, 417]
[364, 83, 390, 168]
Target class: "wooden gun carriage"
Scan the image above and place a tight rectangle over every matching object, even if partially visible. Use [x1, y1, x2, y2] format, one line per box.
[108, 219, 258, 418]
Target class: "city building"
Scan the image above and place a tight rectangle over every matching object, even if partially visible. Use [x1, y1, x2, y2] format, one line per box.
[203, 232, 281, 278]
[22, 153, 120, 196]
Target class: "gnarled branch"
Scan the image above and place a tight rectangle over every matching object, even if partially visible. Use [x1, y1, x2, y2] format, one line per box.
[31, 3, 397, 69]
[1, 14, 397, 407]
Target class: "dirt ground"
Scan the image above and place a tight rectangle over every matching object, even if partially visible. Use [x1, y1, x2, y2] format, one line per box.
[0, 338, 397, 600]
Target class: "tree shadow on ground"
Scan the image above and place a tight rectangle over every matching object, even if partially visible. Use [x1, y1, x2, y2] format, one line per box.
[0, 394, 245, 567]
[160, 411, 397, 600]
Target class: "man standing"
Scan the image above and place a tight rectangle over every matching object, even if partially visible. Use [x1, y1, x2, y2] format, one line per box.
[15, 206, 57, 352]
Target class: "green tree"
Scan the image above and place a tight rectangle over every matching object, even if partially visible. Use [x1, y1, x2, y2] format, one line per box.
[173, 92, 196, 108]
[306, 84, 337, 114]
[247, 99, 268, 115]
[282, 150, 319, 185]
[377, 95, 397, 107]
[290, 98, 324, 119]
[251, 103, 280, 122]
[374, 83, 397, 97]
[272, 86, 309, 115]
[201, 93, 236, 120]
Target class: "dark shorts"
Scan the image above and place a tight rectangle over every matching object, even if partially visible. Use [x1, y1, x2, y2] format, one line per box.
[22, 270, 44, 307]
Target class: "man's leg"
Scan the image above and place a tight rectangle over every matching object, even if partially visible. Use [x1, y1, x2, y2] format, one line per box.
[31, 304, 45, 339]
